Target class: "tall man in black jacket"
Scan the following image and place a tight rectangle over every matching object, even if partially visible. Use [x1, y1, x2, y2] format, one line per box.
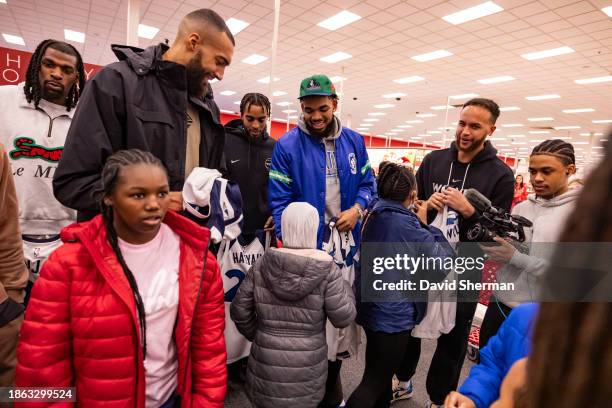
[393, 98, 515, 407]
[53, 9, 234, 220]
[224, 93, 276, 236]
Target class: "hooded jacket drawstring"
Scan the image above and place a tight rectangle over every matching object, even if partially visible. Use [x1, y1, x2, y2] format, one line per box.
[446, 161, 471, 191]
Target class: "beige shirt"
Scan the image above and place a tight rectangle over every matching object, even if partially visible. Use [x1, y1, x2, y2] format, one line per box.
[185, 103, 201, 178]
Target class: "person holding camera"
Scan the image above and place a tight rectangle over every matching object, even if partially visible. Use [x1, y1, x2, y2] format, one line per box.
[477, 139, 580, 349]
[392, 98, 515, 407]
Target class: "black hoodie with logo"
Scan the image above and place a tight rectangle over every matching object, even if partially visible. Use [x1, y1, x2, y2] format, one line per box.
[415, 140, 515, 241]
[224, 119, 276, 235]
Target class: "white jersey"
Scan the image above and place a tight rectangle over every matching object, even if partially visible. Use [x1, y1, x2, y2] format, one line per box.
[217, 231, 270, 363]
[22, 235, 63, 283]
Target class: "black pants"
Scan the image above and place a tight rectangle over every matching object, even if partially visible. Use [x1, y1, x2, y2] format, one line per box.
[346, 329, 412, 408]
[479, 298, 513, 349]
[319, 359, 343, 408]
[397, 301, 478, 405]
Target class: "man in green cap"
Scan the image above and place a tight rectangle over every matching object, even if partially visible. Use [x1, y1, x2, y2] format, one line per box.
[268, 74, 377, 407]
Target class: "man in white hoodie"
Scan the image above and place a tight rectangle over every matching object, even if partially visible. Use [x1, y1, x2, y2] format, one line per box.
[0, 39, 85, 302]
[478, 139, 580, 349]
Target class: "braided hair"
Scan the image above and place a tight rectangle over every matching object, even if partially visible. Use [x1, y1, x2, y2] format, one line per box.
[98, 149, 168, 360]
[24, 39, 86, 111]
[377, 161, 417, 202]
[530, 139, 575, 166]
[240, 92, 271, 117]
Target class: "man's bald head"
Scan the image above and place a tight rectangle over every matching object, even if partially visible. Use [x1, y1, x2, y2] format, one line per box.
[176, 9, 235, 46]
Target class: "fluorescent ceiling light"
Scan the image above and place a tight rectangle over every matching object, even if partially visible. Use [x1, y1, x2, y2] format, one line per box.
[64, 29, 85, 43]
[411, 49, 453, 62]
[431, 105, 454, 110]
[601, 6, 612, 17]
[554, 126, 580, 130]
[529, 131, 550, 134]
[2, 33, 25, 45]
[226, 18, 249, 35]
[527, 117, 554, 122]
[272, 91, 287, 97]
[501, 124, 523, 127]
[525, 94, 561, 101]
[579, 133, 591, 136]
[593, 119, 612, 123]
[508, 134, 526, 138]
[242, 54, 268, 65]
[562, 108, 594, 113]
[383, 92, 407, 98]
[138, 24, 159, 39]
[219, 90, 236, 96]
[511, 141, 527, 145]
[572, 141, 589, 145]
[233, 101, 240, 105]
[258, 76, 280, 84]
[317, 10, 361, 30]
[276, 102, 293, 107]
[282, 109, 297, 113]
[574, 75, 612, 84]
[363, 118, 379, 122]
[397, 125, 413, 128]
[427, 131, 442, 134]
[450, 93, 478, 99]
[359, 123, 374, 127]
[320, 51, 352, 63]
[368, 112, 386, 116]
[394, 76, 425, 84]
[329, 76, 347, 83]
[477, 75, 515, 84]
[406, 120, 424, 123]
[521, 46, 574, 60]
[374, 104, 395, 109]
[442, 1, 504, 25]
[209, 78, 219, 84]
[287, 115, 298, 119]
[416, 113, 436, 118]
[356, 127, 368, 131]
[500, 106, 520, 112]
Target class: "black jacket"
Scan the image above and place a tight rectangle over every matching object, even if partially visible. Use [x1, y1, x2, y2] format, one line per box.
[53, 43, 226, 221]
[224, 119, 275, 235]
[416, 140, 515, 241]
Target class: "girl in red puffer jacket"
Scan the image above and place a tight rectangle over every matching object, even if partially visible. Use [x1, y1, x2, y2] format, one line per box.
[16, 149, 227, 408]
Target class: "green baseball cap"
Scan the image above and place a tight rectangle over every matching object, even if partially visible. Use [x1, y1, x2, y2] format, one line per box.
[298, 74, 337, 99]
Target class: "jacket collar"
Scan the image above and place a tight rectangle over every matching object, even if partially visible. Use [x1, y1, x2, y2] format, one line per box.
[16, 82, 75, 118]
[225, 118, 271, 144]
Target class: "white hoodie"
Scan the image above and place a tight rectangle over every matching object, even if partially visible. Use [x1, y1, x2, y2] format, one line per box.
[495, 188, 581, 307]
[0, 83, 76, 235]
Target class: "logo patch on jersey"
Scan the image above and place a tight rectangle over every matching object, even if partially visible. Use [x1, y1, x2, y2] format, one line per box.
[10, 137, 63, 162]
[348, 153, 357, 175]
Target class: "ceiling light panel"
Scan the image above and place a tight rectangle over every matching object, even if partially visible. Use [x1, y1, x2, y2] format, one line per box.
[442, 1, 504, 25]
[521, 46, 574, 60]
[382, 92, 407, 98]
[317, 10, 362, 31]
[219, 90, 236, 96]
[574, 76, 612, 84]
[320, 52, 352, 63]
[272, 91, 287, 97]
[477, 76, 515, 84]
[258, 76, 280, 84]
[602, 6, 612, 17]
[374, 104, 395, 109]
[394, 76, 425, 84]
[593, 119, 612, 123]
[562, 108, 594, 113]
[64, 29, 85, 43]
[242, 54, 268, 65]
[527, 117, 554, 122]
[411, 50, 453, 62]
[2, 33, 25, 45]
[226, 18, 249, 35]
[500, 106, 521, 112]
[138, 24, 159, 39]
[525, 94, 561, 101]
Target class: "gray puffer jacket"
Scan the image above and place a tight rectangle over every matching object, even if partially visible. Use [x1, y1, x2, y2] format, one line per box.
[230, 247, 356, 408]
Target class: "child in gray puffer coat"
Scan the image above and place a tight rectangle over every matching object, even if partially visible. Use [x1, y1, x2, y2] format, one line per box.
[230, 202, 356, 408]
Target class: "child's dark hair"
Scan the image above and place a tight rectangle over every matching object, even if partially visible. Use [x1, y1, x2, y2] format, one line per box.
[377, 161, 417, 202]
[98, 149, 168, 359]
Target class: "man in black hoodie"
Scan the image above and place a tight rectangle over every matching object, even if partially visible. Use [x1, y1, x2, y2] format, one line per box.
[393, 98, 515, 407]
[224, 93, 276, 236]
[53, 9, 234, 221]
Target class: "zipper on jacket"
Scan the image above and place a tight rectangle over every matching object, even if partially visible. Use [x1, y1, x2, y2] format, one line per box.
[36, 107, 68, 138]
[182, 243, 209, 389]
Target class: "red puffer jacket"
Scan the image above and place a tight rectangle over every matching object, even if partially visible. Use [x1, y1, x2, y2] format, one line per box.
[15, 211, 227, 407]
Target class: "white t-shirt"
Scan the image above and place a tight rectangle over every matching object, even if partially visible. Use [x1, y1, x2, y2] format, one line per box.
[118, 224, 181, 408]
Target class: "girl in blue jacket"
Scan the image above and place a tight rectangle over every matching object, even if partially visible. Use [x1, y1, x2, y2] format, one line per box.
[346, 162, 452, 408]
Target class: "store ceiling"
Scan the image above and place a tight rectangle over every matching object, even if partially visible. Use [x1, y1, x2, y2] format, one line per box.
[1, 0, 611, 166]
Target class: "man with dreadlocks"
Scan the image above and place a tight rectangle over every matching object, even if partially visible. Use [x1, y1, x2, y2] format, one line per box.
[53, 8, 234, 222]
[224, 93, 276, 236]
[0, 39, 85, 302]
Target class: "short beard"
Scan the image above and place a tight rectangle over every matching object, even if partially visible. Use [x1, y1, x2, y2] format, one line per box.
[185, 51, 207, 97]
[456, 135, 486, 153]
[306, 119, 335, 139]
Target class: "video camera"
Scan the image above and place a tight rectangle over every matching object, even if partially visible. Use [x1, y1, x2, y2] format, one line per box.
[463, 188, 532, 252]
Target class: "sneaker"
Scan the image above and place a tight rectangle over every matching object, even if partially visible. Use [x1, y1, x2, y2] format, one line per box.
[391, 379, 414, 402]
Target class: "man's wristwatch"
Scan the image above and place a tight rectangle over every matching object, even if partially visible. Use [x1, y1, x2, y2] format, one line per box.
[353, 204, 364, 220]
